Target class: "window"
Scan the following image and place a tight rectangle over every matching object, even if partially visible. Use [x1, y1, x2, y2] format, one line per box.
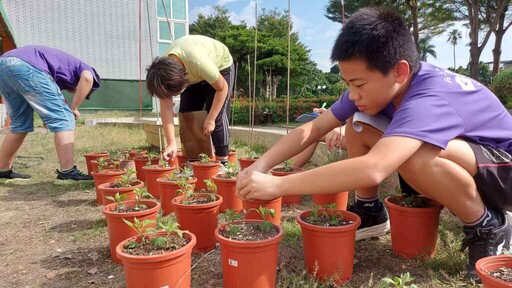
[156, 0, 188, 55]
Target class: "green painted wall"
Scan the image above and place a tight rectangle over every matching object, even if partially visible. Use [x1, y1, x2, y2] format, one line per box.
[63, 79, 153, 110]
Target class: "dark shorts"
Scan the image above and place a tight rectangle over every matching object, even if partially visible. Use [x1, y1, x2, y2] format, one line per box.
[468, 142, 512, 210]
[179, 64, 234, 157]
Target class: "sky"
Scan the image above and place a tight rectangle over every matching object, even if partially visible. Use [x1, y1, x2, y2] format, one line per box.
[189, 0, 512, 72]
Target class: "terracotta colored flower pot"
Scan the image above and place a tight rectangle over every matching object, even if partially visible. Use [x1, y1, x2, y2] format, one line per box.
[91, 158, 120, 173]
[133, 156, 159, 182]
[176, 152, 188, 168]
[99, 180, 145, 205]
[238, 157, 257, 170]
[243, 197, 283, 225]
[116, 230, 196, 288]
[297, 210, 361, 285]
[103, 200, 161, 263]
[228, 150, 237, 164]
[91, 169, 126, 205]
[119, 159, 136, 171]
[128, 149, 147, 160]
[476, 255, 512, 288]
[190, 161, 220, 192]
[384, 196, 443, 259]
[172, 194, 223, 253]
[212, 175, 242, 213]
[84, 152, 108, 175]
[142, 165, 176, 199]
[157, 177, 197, 215]
[270, 167, 304, 205]
[215, 220, 284, 288]
[312, 191, 349, 210]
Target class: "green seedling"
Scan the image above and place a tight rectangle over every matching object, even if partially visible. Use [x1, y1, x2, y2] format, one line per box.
[175, 178, 197, 205]
[307, 203, 344, 226]
[248, 206, 275, 232]
[203, 179, 217, 193]
[149, 216, 184, 250]
[378, 272, 417, 288]
[198, 153, 212, 164]
[97, 157, 110, 171]
[282, 159, 294, 172]
[145, 153, 160, 167]
[224, 162, 240, 179]
[106, 192, 127, 211]
[122, 217, 156, 249]
[402, 195, 429, 208]
[114, 169, 137, 187]
[222, 209, 243, 237]
[247, 150, 259, 159]
[133, 188, 154, 210]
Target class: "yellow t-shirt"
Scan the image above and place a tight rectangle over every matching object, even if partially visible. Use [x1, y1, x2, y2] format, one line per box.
[165, 35, 233, 85]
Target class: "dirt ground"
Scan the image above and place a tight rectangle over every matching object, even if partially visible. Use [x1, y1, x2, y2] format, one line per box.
[0, 127, 479, 288]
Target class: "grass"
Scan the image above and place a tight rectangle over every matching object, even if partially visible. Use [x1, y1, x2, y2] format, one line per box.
[0, 114, 485, 287]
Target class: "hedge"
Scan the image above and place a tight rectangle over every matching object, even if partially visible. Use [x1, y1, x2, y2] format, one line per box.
[231, 95, 340, 125]
[492, 68, 512, 108]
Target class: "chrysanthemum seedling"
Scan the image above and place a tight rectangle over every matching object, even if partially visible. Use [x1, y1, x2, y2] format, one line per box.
[175, 178, 195, 204]
[224, 162, 240, 179]
[306, 203, 345, 227]
[248, 206, 275, 232]
[114, 169, 137, 187]
[97, 157, 110, 171]
[282, 159, 294, 172]
[106, 192, 127, 211]
[133, 188, 154, 210]
[401, 195, 429, 208]
[198, 153, 213, 164]
[149, 216, 184, 250]
[203, 179, 217, 193]
[378, 272, 417, 288]
[122, 217, 156, 249]
[222, 209, 243, 237]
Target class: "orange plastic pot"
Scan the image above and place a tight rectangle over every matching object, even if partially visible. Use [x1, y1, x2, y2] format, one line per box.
[157, 177, 197, 215]
[243, 197, 282, 225]
[84, 152, 108, 175]
[270, 167, 304, 205]
[190, 161, 220, 192]
[91, 169, 126, 205]
[476, 255, 512, 288]
[128, 149, 147, 160]
[176, 152, 188, 168]
[142, 165, 176, 199]
[172, 194, 223, 253]
[228, 150, 237, 164]
[384, 196, 443, 259]
[116, 230, 196, 288]
[312, 191, 349, 210]
[297, 210, 361, 285]
[215, 220, 283, 288]
[133, 156, 159, 182]
[99, 180, 144, 205]
[212, 175, 242, 213]
[238, 157, 257, 170]
[103, 200, 160, 263]
[91, 158, 120, 173]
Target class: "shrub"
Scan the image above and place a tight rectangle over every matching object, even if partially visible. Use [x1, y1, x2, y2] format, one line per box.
[492, 68, 512, 108]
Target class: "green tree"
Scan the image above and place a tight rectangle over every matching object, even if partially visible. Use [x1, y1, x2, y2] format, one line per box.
[189, 6, 233, 39]
[447, 29, 463, 68]
[325, 0, 456, 50]
[418, 36, 437, 62]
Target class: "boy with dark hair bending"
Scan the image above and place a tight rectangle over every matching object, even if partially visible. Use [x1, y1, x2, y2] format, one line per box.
[236, 7, 512, 281]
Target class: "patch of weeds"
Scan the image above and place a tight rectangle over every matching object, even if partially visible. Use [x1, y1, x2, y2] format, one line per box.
[378, 272, 417, 288]
[69, 219, 107, 241]
[281, 220, 302, 248]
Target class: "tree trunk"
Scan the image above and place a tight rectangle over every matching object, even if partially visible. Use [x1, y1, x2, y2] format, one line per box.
[271, 75, 282, 99]
[265, 71, 271, 100]
[406, 0, 420, 51]
[492, 2, 511, 76]
[467, 0, 481, 80]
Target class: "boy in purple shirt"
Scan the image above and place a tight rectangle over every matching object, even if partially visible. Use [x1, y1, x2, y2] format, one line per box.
[236, 7, 512, 281]
[0, 45, 101, 180]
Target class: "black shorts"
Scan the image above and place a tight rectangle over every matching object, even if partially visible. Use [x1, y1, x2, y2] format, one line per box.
[468, 142, 512, 210]
[179, 64, 234, 157]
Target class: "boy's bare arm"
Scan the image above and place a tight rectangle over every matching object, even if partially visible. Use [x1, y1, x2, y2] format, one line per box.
[240, 109, 342, 175]
[237, 135, 423, 201]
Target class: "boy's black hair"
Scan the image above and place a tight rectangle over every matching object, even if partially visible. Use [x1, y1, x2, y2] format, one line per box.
[330, 7, 419, 75]
[146, 56, 189, 99]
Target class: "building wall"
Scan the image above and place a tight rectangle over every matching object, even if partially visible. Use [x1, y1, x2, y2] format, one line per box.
[2, 0, 188, 110]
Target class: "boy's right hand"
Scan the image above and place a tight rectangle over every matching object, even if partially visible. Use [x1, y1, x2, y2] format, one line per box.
[161, 142, 177, 161]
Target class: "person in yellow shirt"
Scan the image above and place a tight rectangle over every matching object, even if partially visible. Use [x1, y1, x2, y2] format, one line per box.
[146, 35, 234, 164]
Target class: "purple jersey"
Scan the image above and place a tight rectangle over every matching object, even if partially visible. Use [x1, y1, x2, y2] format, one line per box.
[331, 62, 512, 153]
[2, 45, 100, 92]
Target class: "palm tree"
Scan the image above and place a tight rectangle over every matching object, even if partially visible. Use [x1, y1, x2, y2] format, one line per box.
[447, 29, 462, 69]
[418, 36, 436, 62]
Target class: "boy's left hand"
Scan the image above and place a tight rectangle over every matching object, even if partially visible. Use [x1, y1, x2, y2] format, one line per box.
[203, 119, 215, 135]
[236, 171, 283, 201]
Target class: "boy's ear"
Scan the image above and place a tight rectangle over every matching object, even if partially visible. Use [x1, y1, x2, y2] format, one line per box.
[394, 60, 411, 84]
